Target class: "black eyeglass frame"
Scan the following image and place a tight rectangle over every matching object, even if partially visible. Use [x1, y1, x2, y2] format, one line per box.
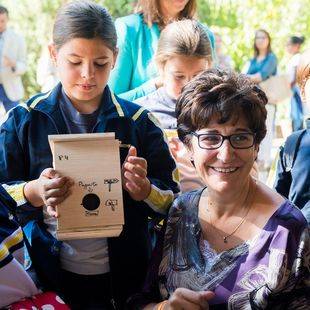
[191, 132, 256, 150]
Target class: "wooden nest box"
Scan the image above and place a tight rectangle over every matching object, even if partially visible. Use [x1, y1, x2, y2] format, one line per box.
[48, 133, 124, 240]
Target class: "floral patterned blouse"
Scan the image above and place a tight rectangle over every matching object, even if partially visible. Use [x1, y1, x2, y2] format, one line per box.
[128, 189, 310, 309]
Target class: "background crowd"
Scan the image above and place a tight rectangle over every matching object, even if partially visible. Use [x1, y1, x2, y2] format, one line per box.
[0, 0, 309, 173]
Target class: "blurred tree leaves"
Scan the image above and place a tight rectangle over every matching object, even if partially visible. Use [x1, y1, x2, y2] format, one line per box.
[1, 0, 309, 98]
[198, 0, 310, 70]
[1, 0, 65, 97]
[102, 0, 136, 17]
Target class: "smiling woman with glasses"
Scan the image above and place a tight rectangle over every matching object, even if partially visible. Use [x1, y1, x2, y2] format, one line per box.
[128, 69, 309, 310]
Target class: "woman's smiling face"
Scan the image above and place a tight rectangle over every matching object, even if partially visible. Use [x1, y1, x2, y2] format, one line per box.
[189, 114, 258, 194]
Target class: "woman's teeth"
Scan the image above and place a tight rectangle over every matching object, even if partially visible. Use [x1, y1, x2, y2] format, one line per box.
[212, 167, 238, 173]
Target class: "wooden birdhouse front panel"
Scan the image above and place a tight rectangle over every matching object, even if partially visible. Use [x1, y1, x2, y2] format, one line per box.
[49, 133, 124, 240]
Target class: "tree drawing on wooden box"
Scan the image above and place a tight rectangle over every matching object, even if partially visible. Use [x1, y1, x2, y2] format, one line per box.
[48, 133, 124, 240]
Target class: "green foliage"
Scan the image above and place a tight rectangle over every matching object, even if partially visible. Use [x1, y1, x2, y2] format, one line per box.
[198, 0, 310, 71]
[197, 0, 239, 28]
[1, 0, 309, 99]
[2, 0, 64, 97]
[102, 0, 136, 18]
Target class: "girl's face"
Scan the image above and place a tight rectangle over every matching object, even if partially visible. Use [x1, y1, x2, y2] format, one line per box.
[255, 31, 270, 52]
[49, 37, 117, 112]
[159, 0, 190, 19]
[188, 114, 258, 194]
[160, 55, 210, 100]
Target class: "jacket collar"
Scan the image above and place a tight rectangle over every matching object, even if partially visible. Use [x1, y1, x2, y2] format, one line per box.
[28, 83, 129, 133]
[31, 83, 128, 118]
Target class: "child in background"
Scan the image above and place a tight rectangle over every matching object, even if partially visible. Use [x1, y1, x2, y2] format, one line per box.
[108, 0, 215, 101]
[274, 48, 310, 222]
[136, 19, 213, 192]
[0, 185, 39, 308]
[0, 184, 69, 309]
[286, 36, 305, 131]
[0, 1, 179, 309]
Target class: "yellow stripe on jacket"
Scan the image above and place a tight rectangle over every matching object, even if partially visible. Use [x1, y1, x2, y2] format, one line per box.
[2, 183, 27, 207]
[144, 184, 175, 214]
[0, 227, 23, 262]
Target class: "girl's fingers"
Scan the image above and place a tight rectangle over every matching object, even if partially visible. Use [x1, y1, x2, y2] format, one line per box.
[124, 171, 145, 188]
[123, 162, 147, 178]
[128, 145, 137, 157]
[125, 181, 141, 194]
[122, 149, 150, 200]
[46, 205, 58, 218]
[124, 146, 137, 163]
[43, 177, 74, 192]
[45, 190, 71, 208]
[43, 176, 69, 192]
[45, 184, 70, 199]
[127, 156, 147, 169]
[42, 168, 60, 179]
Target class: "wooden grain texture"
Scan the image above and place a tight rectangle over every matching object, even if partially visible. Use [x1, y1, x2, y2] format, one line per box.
[57, 225, 123, 240]
[49, 133, 124, 240]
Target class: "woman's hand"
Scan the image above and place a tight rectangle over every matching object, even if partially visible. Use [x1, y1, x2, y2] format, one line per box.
[162, 288, 215, 310]
[24, 168, 73, 217]
[122, 146, 151, 201]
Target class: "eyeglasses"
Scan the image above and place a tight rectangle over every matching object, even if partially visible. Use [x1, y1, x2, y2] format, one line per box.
[191, 132, 256, 150]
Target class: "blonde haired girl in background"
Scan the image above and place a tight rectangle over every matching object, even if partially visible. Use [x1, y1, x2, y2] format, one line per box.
[136, 19, 213, 192]
[108, 0, 215, 101]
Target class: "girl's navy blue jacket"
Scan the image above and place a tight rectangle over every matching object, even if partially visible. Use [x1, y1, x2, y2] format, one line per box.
[0, 84, 179, 307]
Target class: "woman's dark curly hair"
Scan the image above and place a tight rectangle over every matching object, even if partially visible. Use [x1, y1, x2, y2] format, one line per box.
[176, 68, 268, 147]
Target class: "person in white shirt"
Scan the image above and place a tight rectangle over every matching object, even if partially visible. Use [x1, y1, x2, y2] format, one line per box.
[286, 35, 305, 131]
[0, 5, 27, 113]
